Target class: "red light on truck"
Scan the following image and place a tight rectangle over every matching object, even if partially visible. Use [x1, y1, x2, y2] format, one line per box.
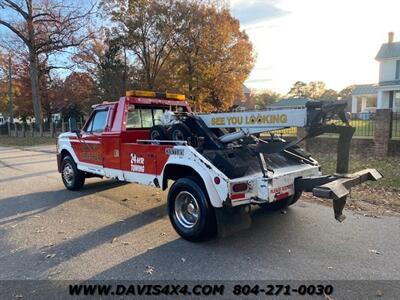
[275, 192, 289, 201]
[232, 182, 248, 193]
[231, 193, 245, 200]
[214, 177, 221, 184]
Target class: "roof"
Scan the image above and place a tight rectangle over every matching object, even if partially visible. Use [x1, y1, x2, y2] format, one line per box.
[352, 84, 378, 96]
[375, 42, 400, 60]
[268, 98, 310, 108]
[243, 85, 251, 95]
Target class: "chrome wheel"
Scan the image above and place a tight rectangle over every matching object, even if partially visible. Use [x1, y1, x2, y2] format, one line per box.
[63, 163, 74, 186]
[174, 191, 200, 228]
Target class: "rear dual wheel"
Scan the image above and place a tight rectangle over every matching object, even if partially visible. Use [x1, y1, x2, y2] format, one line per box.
[168, 177, 217, 242]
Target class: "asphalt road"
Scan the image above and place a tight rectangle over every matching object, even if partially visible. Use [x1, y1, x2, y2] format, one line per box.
[0, 144, 399, 296]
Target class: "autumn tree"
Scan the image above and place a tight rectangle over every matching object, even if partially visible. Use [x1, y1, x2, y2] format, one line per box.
[0, 0, 94, 127]
[288, 81, 327, 100]
[0, 53, 10, 116]
[101, 0, 178, 90]
[288, 81, 309, 98]
[100, 0, 253, 111]
[320, 89, 339, 101]
[58, 72, 97, 120]
[96, 38, 130, 101]
[171, 1, 254, 111]
[255, 90, 281, 109]
[339, 85, 356, 100]
[199, 8, 254, 110]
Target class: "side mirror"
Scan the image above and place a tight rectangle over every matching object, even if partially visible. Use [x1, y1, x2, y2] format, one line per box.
[69, 117, 81, 138]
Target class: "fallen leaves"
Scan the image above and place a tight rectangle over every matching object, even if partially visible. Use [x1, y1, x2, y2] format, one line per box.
[35, 227, 45, 233]
[368, 249, 381, 255]
[145, 265, 155, 274]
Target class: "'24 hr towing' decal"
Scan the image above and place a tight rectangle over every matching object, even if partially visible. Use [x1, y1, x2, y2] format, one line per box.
[130, 153, 145, 173]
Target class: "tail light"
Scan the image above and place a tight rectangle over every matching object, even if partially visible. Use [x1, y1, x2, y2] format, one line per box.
[232, 182, 248, 193]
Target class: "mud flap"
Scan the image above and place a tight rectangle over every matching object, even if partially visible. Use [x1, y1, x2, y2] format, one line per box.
[215, 205, 252, 238]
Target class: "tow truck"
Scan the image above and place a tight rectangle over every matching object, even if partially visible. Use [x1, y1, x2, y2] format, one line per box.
[57, 90, 382, 241]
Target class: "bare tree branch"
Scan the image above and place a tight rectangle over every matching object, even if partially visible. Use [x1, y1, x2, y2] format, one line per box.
[0, 19, 29, 44]
[3, 0, 29, 19]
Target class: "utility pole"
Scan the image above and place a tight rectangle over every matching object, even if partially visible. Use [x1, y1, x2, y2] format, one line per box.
[8, 55, 13, 124]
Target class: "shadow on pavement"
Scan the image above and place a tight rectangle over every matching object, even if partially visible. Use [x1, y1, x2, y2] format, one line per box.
[0, 199, 167, 279]
[0, 159, 55, 169]
[88, 206, 318, 280]
[0, 153, 50, 161]
[0, 180, 126, 226]
[0, 170, 59, 183]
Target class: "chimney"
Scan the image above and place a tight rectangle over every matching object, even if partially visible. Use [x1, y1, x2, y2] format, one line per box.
[388, 32, 394, 43]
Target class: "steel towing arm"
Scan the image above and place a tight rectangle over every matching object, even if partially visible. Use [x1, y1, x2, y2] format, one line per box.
[295, 118, 383, 222]
[251, 101, 383, 222]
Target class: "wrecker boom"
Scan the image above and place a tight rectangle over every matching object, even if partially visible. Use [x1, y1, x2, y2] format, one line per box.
[198, 101, 349, 143]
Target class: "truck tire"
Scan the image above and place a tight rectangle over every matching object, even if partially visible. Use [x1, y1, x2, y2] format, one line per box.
[170, 123, 193, 142]
[259, 191, 302, 211]
[61, 156, 85, 191]
[150, 125, 169, 140]
[168, 177, 217, 242]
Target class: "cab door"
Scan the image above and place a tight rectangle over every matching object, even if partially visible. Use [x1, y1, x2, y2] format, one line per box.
[74, 108, 109, 166]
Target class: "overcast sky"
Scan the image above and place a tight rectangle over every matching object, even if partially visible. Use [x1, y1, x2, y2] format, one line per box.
[230, 0, 400, 94]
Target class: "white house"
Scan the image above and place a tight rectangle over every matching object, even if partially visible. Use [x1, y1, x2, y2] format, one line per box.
[352, 32, 400, 113]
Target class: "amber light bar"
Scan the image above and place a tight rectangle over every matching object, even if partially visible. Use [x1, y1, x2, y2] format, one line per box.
[126, 90, 185, 101]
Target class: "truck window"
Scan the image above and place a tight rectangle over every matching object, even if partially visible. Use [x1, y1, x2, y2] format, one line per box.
[153, 109, 164, 125]
[141, 109, 153, 128]
[90, 109, 108, 133]
[127, 109, 142, 129]
[126, 106, 169, 129]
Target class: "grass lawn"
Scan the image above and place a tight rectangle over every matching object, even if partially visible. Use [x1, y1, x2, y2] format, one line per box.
[314, 153, 400, 189]
[0, 136, 56, 147]
[312, 153, 400, 214]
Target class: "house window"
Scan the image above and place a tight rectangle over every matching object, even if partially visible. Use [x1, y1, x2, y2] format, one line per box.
[395, 92, 400, 112]
[396, 60, 400, 80]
